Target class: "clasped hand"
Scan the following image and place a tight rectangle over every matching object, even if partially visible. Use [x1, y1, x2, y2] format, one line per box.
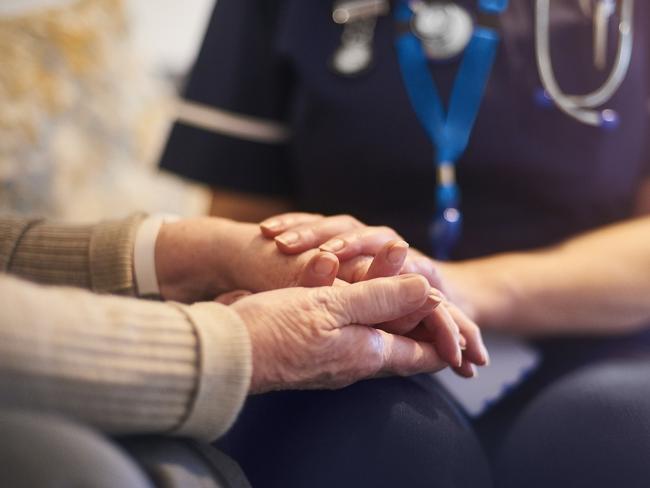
[154, 214, 488, 394]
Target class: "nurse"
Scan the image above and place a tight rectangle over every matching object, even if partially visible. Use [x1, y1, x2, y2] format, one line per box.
[159, 1, 650, 487]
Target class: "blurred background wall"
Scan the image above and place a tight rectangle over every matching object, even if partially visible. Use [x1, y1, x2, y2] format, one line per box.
[0, 0, 215, 221]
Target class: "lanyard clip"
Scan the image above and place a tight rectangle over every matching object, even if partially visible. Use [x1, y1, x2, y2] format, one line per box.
[430, 203, 463, 260]
[430, 164, 462, 260]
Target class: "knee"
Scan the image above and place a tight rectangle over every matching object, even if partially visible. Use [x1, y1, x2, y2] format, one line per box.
[497, 360, 650, 488]
[222, 376, 491, 488]
[0, 410, 151, 488]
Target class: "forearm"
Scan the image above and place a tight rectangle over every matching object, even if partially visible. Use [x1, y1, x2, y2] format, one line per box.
[441, 216, 650, 336]
[0, 274, 251, 441]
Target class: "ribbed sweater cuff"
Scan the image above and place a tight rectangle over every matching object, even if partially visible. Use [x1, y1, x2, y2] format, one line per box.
[89, 214, 146, 295]
[7, 214, 145, 295]
[171, 302, 252, 441]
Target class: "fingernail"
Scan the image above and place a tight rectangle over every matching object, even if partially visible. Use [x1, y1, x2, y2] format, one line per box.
[421, 296, 438, 312]
[420, 291, 443, 313]
[276, 232, 300, 247]
[400, 275, 428, 304]
[428, 289, 444, 305]
[470, 364, 478, 378]
[452, 323, 462, 345]
[387, 241, 409, 265]
[313, 254, 337, 276]
[453, 337, 463, 368]
[459, 334, 467, 349]
[261, 219, 282, 231]
[320, 238, 346, 253]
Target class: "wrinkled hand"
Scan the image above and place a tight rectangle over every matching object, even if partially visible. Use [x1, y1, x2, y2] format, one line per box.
[219, 238, 470, 372]
[232, 275, 451, 393]
[259, 213, 488, 377]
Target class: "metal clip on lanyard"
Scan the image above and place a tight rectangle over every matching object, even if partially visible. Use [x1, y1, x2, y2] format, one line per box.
[395, 0, 508, 259]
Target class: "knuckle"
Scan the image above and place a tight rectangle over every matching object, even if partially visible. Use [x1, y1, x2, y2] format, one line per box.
[401, 260, 417, 274]
[312, 287, 346, 325]
[339, 214, 362, 227]
[312, 286, 335, 308]
[283, 212, 317, 226]
[328, 327, 384, 385]
[270, 212, 292, 220]
[301, 227, 317, 244]
[415, 255, 435, 270]
[375, 225, 398, 237]
[357, 329, 385, 377]
[279, 214, 299, 225]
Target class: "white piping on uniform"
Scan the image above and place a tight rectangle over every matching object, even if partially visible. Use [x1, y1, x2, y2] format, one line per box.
[175, 99, 291, 144]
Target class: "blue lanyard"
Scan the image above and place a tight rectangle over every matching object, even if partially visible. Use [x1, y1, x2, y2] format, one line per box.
[395, 0, 508, 259]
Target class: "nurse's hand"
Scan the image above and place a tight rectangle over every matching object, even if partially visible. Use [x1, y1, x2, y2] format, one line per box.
[260, 213, 444, 287]
[260, 213, 489, 376]
[232, 274, 450, 393]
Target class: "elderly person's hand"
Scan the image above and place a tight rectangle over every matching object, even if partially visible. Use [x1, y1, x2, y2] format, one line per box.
[259, 213, 488, 377]
[232, 274, 451, 393]
[154, 217, 343, 303]
[218, 234, 475, 374]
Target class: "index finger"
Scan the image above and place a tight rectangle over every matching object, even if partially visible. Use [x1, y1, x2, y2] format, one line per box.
[273, 215, 364, 254]
[423, 305, 463, 368]
[325, 274, 430, 326]
[377, 330, 447, 377]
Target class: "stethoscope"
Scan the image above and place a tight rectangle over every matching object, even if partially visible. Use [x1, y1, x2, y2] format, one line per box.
[330, 0, 635, 258]
[535, 0, 634, 128]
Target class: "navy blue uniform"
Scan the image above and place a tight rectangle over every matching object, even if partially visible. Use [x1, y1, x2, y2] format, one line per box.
[160, 2, 650, 487]
[161, 0, 650, 258]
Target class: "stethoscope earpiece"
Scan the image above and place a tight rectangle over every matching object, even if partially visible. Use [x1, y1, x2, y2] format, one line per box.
[600, 109, 620, 130]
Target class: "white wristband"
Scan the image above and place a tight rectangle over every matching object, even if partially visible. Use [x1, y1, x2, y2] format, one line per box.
[133, 214, 179, 298]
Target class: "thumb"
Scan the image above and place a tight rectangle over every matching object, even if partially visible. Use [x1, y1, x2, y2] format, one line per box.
[327, 274, 430, 326]
[297, 251, 339, 287]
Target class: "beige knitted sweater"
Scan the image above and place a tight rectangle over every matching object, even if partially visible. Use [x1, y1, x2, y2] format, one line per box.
[0, 215, 252, 441]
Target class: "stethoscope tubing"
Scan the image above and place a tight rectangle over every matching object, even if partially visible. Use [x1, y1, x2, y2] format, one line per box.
[535, 0, 634, 126]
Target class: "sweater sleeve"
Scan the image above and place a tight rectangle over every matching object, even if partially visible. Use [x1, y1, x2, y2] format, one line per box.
[0, 214, 145, 296]
[0, 274, 251, 441]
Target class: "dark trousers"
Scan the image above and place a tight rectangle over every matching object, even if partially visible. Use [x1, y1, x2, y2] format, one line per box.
[219, 376, 492, 488]
[219, 333, 650, 488]
[0, 410, 250, 488]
